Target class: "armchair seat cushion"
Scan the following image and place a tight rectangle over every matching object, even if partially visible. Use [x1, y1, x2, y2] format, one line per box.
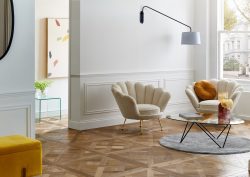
[199, 100, 220, 112]
[137, 104, 160, 116]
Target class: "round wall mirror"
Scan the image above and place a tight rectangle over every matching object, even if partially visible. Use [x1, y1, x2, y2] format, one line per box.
[0, 0, 14, 60]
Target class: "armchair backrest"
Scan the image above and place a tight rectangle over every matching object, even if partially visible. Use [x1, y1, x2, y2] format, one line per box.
[189, 79, 243, 100]
[111, 86, 139, 118]
[208, 79, 242, 99]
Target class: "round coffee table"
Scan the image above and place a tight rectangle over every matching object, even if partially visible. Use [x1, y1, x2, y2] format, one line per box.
[166, 113, 245, 148]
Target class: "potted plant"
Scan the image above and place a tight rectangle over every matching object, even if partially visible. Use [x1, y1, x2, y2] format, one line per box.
[34, 80, 52, 98]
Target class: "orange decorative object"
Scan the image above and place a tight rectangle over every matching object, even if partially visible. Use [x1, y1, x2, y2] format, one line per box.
[194, 80, 217, 101]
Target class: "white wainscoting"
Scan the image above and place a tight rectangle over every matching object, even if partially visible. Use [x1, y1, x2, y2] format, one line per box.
[0, 90, 35, 137]
[69, 70, 195, 130]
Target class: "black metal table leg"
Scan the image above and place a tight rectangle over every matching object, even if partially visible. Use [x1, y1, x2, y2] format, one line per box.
[178, 121, 233, 148]
[59, 98, 62, 120]
[180, 122, 194, 143]
[217, 124, 228, 139]
[223, 125, 231, 148]
[180, 122, 188, 142]
[196, 123, 222, 148]
[199, 124, 216, 139]
[39, 99, 41, 123]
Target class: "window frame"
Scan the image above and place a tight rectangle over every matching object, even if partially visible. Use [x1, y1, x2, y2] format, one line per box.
[218, 31, 250, 81]
[218, 0, 250, 81]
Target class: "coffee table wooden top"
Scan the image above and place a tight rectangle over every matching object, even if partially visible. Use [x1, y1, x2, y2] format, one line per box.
[166, 113, 245, 125]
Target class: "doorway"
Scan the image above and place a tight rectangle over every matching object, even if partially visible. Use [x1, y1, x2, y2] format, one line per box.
[35, 0, 69, 126]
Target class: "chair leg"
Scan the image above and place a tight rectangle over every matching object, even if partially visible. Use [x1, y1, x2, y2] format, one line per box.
[158, 118, 163, 131]
[139, 120, 143, 134]
[22, 168, 26, 177]
[121, 118, 127, 131]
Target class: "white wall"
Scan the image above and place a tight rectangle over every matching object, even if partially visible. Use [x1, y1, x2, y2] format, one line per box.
[35, 0, 69, 118]
[0, 0, 35, 137]
[69, 0, 196, 130]
[80, 0, 194, 74]
[193, 0, 209, 81]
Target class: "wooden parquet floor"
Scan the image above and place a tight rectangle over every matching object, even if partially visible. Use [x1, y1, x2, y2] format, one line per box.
[36, 117, 250, 177]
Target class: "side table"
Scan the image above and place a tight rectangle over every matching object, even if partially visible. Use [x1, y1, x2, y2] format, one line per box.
[35, 97, 62, 123]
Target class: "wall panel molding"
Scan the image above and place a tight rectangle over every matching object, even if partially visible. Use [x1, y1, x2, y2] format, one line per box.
[0, 104, 32, 136]
[71, 69, 194, 78]
[83, 79, 161, 115]
[0, 90, 35, 137]
[69, 69, 195, 130]
[0, 90, 35, 98]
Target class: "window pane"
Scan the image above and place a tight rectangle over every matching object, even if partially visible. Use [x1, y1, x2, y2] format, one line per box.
[222, 0, 250, 80]
[224, 0, 250, 31]
[220, 32, 250, 80]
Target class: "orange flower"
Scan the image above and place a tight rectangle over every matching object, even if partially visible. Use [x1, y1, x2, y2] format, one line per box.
[220, 99, 233, 110]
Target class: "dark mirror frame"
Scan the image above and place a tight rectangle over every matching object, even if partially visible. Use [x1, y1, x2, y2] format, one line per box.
[0, 0, 14, 60]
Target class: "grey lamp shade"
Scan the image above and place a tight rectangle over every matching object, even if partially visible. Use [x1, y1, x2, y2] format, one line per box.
[181, 32, 201, 45]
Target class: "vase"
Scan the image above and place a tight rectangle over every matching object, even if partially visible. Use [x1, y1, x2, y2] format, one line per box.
[218, 103, 230, 124]
[35, 90, 40, 98]
[41, 91, 47, 98]
[36, 89, 48, 98]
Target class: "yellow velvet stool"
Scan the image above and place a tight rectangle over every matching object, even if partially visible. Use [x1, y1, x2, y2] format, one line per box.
[0, 135, 42, 177]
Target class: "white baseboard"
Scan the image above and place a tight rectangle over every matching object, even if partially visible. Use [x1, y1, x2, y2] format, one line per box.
[68, 116, 137, 130]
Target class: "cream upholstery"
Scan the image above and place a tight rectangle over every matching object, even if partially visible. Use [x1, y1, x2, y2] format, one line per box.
[137, 104, 160, 116]
[186, 79, 243, 113]
[199, 100, 220, 112]
[111, 82, 171, 132]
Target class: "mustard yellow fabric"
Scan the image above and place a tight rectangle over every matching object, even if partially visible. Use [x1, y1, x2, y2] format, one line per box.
[0, 135, 42, 177]
[194, 80, 217, 100]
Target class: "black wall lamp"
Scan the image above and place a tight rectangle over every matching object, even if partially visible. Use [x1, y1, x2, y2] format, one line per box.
[140, 6, 201, 45]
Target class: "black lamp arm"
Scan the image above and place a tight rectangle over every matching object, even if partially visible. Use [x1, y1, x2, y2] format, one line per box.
[141, 6, 192, 32]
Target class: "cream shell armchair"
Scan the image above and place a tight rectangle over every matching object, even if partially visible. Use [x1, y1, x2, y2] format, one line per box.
[185, 79, 243, 113]
[111, 81, 171, 133]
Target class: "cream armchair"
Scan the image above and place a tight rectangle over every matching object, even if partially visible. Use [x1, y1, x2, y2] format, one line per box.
[111, 81, 171, 133]
[185, 79, 243, 113]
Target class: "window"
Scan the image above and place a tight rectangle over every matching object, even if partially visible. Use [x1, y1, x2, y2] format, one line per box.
[237, 40, 240, 49]
[220, 0, 250, 80]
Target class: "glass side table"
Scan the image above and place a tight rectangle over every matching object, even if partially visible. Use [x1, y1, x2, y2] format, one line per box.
[35, 97, 62, 123]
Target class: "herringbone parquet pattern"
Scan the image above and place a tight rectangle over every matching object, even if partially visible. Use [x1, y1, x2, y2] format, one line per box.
[36, 117, 250, 177]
